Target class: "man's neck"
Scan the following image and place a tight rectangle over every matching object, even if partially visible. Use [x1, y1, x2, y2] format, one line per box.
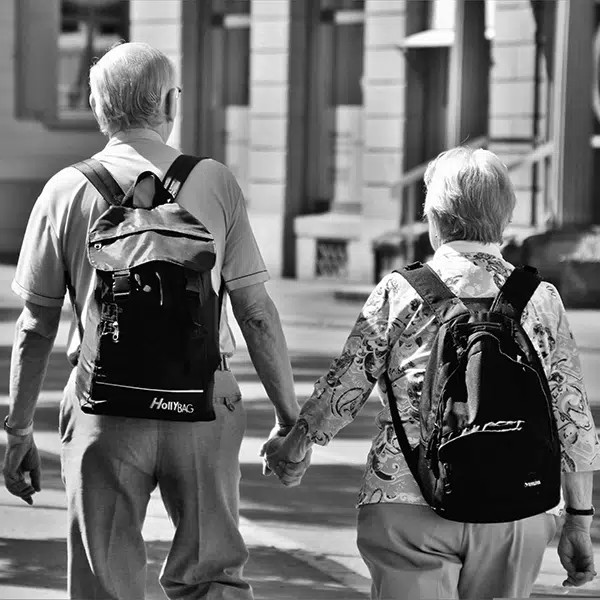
[109, 127, 167, 144]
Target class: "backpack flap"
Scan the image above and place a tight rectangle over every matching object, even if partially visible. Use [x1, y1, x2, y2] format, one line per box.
[88, 203, 216, 274]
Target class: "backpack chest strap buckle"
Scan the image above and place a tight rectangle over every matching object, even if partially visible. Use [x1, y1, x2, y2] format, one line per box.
[112, 270, 131, 302]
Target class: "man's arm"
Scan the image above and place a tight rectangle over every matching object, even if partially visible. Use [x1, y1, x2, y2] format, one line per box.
[2, 302, 61, 505]
[229, 282, 300, 430]
[8, 302, 61, 427]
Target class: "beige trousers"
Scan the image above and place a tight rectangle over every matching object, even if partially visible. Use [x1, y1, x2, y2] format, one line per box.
[357, 502, 559, 600]
[60, 368, 252, 600]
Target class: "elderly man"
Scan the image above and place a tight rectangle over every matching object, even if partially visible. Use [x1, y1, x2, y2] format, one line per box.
[266, 147, 600, 599]
[2, 42, 304, 599]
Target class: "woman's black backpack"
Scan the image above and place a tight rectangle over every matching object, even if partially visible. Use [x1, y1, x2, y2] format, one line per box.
[70, 155, 222, 422]
[385, 262, 561, 523]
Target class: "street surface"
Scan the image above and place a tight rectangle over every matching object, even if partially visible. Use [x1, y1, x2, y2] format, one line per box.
[2, 269, 600, 598]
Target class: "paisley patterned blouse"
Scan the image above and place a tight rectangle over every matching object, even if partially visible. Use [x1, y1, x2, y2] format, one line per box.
[298, 241, 600, 508]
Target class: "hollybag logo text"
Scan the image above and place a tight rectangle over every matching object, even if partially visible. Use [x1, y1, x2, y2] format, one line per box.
[150, 397, 195, 414]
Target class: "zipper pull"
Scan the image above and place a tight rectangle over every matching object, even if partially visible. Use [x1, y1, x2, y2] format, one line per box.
[111, 321, 120, 343]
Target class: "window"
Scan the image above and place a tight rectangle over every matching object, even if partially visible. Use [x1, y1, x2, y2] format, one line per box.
[332, 10, 364, 106]
[222, 0, 250, 106]
[322, 0, 365, 106]
[16, 0, 129, 129]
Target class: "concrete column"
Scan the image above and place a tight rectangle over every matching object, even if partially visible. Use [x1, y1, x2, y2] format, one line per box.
[550, 0, 594, 227]
[247, 0, 290, 276]
[361, 0, 405, 225]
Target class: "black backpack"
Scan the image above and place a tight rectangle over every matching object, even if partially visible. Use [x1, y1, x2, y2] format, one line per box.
[70, 155, 222, 422]
[385, 262, 561, 523]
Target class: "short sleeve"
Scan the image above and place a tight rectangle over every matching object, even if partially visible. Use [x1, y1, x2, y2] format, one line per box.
[12, 186, 66, 308]
[221, 174, 269, 291]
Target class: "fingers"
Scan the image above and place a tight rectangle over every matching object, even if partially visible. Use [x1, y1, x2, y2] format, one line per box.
[562, 561, 597, 587]
[30, 465, 42, 493]
[563, 570, 596, 587]
[261, 456, 273, 476]
[270, 459, 310, 487]
[4, 472, 36, 505]
[3, 440, 41, 505]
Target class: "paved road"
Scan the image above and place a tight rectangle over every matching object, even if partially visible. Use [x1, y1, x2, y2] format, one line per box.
[2, 270, 600, 598]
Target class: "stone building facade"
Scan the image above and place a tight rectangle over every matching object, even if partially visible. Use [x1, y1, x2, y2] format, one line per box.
[5, 0, 598, 285]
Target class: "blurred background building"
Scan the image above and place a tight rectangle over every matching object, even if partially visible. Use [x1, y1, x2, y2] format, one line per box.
[5, 0, 600, 294]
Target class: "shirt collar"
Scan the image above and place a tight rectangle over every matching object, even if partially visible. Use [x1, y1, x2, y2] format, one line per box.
[434, 240, 504, 260]
[106, 128, 164, 147]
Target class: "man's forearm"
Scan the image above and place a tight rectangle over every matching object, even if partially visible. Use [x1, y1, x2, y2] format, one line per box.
[237, 296, 299, 426]
[8, 307, 59, 428]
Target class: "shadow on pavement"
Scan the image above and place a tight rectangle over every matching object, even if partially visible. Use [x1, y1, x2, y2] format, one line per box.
[0, 538, 67, 592]
[240, 462, 363, 529]
[0, 534, 364, 600]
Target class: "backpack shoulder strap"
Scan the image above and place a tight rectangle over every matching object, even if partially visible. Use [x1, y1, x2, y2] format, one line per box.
[162, 155, 206, 200]
[71, 158, 125, 207]
[491, 265, 541, 320]
[395, 262, 468, 323]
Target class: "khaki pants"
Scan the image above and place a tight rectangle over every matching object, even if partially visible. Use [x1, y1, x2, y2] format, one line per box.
[60, 369, 253, 600]
[357, 502, 559, 600]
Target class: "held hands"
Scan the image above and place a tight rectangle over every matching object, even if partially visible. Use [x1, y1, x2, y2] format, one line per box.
[2, 433, 41, 505]
[259, 425, 312, 487]
[558, 517, 597, 588]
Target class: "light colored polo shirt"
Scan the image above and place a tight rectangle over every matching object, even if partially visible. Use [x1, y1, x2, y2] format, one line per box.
[12, 128, 269, 363]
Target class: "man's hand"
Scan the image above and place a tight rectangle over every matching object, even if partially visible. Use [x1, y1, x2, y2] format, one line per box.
[2, 433, 41, 505]
[558, 518, 597, 587]
[259, 424, 295, 476]
[260, 434, 312, 487]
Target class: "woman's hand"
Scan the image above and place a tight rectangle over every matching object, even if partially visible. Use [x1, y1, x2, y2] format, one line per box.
[260, 429, 312, 487]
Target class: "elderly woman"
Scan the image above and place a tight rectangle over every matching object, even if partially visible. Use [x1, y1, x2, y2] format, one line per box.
[264, 146, 600, 599]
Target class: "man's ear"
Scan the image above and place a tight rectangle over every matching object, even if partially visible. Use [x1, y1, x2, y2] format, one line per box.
[165, 88, 178, 122]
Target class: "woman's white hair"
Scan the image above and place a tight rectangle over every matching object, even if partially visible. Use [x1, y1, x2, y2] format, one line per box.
[423, 146, 516, 245]
[89, 42, 175, 136]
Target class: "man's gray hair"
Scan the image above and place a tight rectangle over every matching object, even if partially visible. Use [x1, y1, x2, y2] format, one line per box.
[423, 146, 516, 245]
[89, 42, 175, 136]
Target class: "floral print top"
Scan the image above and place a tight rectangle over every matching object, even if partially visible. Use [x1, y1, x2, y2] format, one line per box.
[298, 241, 600, 508]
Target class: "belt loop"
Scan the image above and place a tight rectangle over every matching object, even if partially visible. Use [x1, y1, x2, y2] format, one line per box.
[220, 355, 230, 371]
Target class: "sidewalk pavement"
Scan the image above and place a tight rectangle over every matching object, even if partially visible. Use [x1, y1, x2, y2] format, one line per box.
[2, 264, 600, 598]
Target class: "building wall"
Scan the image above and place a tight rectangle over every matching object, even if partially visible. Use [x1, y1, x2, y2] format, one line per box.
[488, 0, 547, 229]
[2, 0, 558, 278]
[0, 1, 104, 256]
[358, 0, 405, 277]
[245, 0, 290, 277]
[295, 0, 406, 283]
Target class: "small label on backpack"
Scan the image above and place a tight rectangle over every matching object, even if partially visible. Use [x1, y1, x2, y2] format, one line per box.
[524, 479, 542, 488]
[149, 397, 196, 414]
